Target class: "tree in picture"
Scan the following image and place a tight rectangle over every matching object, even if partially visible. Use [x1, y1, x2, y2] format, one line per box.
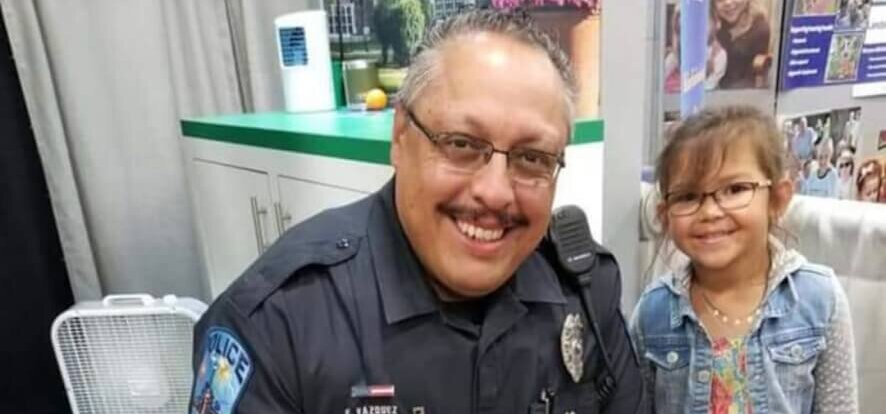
[374, 0, 426, 67]
[492, 0, 597, 8]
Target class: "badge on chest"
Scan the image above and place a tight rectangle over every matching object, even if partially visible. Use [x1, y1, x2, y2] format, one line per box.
[561, 312, 585, 383]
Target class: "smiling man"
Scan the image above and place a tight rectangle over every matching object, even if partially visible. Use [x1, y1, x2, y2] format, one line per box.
[391, 26, 570, 301]
[190, 9, 644, 414]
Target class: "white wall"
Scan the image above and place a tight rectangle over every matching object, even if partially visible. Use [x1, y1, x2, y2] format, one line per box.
[600, 0, 655, 310]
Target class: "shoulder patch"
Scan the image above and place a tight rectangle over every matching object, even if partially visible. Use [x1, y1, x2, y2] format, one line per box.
[190, 328, 253, 414]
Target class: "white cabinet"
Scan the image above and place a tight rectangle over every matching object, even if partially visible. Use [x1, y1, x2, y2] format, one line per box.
[276, 175, 367, 231]
[191, 160, 276, 296]
[185, 139, 393, 298]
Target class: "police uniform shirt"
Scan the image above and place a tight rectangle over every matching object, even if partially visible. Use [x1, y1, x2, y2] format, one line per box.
[190, 180, 644, 414]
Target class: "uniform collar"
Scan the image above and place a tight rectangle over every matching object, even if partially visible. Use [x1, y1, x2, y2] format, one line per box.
[369, 180, 438, 325]
[370, 179, 566, 326]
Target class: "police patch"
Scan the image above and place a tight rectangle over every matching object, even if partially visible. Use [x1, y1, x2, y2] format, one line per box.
[190, 328, 253, 414]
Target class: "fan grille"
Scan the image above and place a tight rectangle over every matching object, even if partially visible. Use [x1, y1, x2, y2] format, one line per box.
[55, 313, 195, 414]
[279, 27, 308, 67]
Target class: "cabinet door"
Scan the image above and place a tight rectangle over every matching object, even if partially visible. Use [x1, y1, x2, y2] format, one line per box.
[192, 160, 275, 297]
[275, 175, 369, 233]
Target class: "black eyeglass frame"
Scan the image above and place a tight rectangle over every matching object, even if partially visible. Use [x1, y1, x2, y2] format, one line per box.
[403, 107, 566, 185]
[664, 180, 773, 217]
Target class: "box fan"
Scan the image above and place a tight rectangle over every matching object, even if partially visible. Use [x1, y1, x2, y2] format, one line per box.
[51, 294, 207, 413]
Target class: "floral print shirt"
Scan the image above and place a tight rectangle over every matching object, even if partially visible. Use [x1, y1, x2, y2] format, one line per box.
[710, 337, 752, 414]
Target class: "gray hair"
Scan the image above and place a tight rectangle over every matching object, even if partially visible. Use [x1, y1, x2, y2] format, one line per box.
[396, 9, 577, 119]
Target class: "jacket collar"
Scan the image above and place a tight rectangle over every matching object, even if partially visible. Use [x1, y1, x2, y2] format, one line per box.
[661, 237, 807, 329]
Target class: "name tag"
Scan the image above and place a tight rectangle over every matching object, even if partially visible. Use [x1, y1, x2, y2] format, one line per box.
[346, 384, 400, 414]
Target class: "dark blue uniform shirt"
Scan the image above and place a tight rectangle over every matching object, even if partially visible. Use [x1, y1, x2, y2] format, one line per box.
[190, 180, 645, 414]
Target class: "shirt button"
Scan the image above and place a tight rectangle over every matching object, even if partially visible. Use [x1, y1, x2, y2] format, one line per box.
[666, 351, 679, 364]
[336, 238, 350, 249]
[697, 370, 711, 383]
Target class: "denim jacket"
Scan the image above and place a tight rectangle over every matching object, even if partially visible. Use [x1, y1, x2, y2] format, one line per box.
[630, 247, 858, 414]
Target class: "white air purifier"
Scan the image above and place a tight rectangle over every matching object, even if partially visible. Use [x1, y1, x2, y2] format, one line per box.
[275, 10, 336, 113]
[51, 294, 207, 414]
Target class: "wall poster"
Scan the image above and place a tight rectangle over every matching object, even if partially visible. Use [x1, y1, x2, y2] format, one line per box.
[665, 0, 777, 94]
[782, 0, 886, 90]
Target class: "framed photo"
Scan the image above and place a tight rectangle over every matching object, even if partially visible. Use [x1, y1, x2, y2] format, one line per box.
[664, 0, 777, 92]
[825, 32, 864, 83]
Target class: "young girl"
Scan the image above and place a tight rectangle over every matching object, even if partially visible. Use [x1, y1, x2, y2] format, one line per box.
[856, 158, 883, 203]
[711, 0, 770, 89]
[631, 106, 858, 413]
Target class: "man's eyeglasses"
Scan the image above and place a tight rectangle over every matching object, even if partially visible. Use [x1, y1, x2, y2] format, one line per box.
[839, 161, 853, 169]
[664, 181, 772, 217]
[404, 107, 565, 188]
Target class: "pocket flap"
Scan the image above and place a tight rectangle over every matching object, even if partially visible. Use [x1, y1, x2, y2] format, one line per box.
[552, 382, 599, 412]
[767, 335, 826, 364]
[644, 345, 690, 371]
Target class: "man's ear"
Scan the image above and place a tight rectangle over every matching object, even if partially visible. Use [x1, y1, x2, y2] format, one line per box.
[390, 105, 409, 169]
[770, 177, 794, 218]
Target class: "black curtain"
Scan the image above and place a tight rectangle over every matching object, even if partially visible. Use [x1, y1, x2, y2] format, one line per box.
[0, 5, 74, 414]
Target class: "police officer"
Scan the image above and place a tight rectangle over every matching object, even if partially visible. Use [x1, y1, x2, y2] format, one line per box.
[190, 9, 645, 414]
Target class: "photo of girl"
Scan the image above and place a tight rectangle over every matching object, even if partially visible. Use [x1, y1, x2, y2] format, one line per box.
[856, 158, 884, 202]
[711, 0, 772, 89]
[663, 0, 774, 92]
[632, 105, 858, 413]
[664, 5, 728, 93]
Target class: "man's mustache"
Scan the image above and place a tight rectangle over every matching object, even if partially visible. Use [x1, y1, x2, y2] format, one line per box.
[440, 204, 529, 228]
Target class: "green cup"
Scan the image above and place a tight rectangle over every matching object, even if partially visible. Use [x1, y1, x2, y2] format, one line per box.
[331, 60, 346, 109]
[342, 59, 380, 110]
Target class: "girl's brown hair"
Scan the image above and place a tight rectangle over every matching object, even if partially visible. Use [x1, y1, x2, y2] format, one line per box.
[645, 105, 790, 282]
[856, 159, 883, 201]
[656, 105, 785, 197]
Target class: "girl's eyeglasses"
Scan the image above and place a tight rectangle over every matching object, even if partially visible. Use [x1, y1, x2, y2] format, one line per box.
[665, 181, 772, 217]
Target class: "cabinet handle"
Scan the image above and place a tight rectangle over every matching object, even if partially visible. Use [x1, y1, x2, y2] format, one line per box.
[274, 202, 293, 235]
[249, 196, 269, 254]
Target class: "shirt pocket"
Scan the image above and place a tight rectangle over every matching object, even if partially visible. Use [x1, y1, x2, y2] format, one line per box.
[766, 334, 826, 393]
[550, 382, 600, 414]
[643, 344, 690, 413]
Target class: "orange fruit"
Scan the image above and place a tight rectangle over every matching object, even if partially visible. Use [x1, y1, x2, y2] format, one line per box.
[364, 88, 388, 110]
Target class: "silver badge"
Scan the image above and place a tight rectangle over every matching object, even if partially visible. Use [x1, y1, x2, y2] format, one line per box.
[561, 313, 585, 383]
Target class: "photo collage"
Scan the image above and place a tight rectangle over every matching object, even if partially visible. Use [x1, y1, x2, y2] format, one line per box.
[779, 106, 886, 203]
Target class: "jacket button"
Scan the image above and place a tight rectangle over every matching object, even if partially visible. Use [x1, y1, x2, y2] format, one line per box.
[336, 238, 350, 249]
[666, 351, 679, 364]
[791, 344, 803, 357]
[697, 370, 711, 383]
